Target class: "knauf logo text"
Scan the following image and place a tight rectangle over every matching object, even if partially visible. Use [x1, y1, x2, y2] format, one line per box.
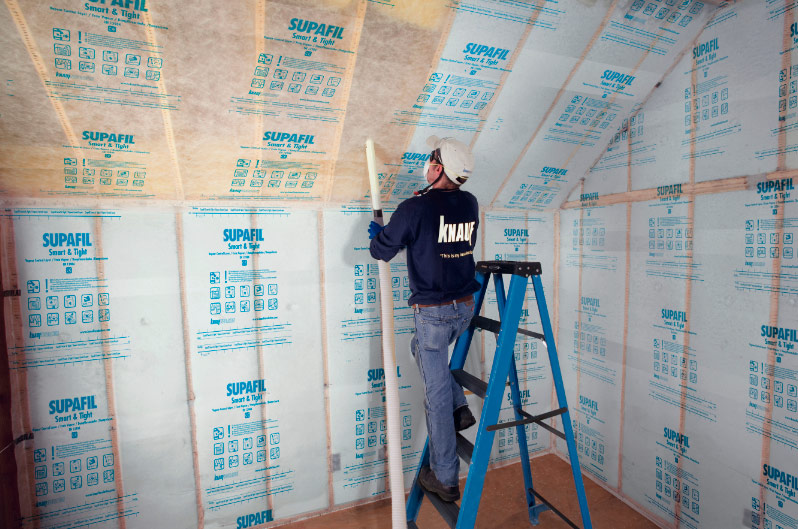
[693, 38, 719, 59]
[438, 217, 476, 244]
[600, 70, 635, 86]
[49, 395, 97, 414]
[756, 178, 793, 194]
[263, 132, 315, 144]
[236, 510, 273, 528]
[664, 427, 689, 447]
[42, 233, 92, 247]
[288, 18, 344, 39]
[223, 229, 264, 242]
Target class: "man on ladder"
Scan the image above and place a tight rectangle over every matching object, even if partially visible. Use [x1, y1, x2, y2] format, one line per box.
[368, 135, 479, 503]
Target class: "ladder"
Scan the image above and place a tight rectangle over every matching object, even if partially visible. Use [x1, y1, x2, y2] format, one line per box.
[405, 261, 593, 529]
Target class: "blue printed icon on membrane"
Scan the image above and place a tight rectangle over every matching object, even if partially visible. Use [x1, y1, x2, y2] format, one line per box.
[53, 28, 70, 41]
[28, 297, 41, 311]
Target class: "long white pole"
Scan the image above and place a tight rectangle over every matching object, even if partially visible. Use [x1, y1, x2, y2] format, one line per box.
[365, 139, 407, 529]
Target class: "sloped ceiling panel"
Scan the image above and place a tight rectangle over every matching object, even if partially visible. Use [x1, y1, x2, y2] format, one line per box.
[1, 0, 718, 209]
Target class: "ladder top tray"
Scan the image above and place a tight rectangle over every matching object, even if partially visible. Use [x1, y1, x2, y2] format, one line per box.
[475, 260, 542, 277]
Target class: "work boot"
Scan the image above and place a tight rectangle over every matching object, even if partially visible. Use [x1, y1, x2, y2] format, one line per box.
[454, 405, 476, 431]
[418, 466, 460, 502]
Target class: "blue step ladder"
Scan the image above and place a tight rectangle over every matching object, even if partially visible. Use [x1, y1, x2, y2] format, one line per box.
[406, 261, 593, 529]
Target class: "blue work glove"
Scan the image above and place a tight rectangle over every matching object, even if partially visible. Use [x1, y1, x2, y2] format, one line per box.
[368, 220, 385, 240]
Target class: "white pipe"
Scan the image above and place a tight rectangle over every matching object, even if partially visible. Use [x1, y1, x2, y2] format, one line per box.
[365, 139, 407, 529]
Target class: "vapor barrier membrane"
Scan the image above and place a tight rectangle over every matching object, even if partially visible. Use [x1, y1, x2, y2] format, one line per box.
[321, 206, 486, 503]
[555, 2, 798, 529]
[180, 208, 328, 525]
[5, 0, 798, 528]
[0, 0, 713, 209]
[5, 208, 197, 528]
[482, 211, 555, 465]
[322, 206, 425, 503]
[557, 203, 626, 489]
[3, 207, 333, 527]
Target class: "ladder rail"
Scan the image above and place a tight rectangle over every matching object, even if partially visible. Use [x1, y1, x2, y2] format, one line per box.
[492, 273, 539, 524]
[406, 439, 430, 523]
[531, 274, 593, 529]
[406, 263, 593, 529]
[456, 273, 528, 529]
[449, 271, 490, 371]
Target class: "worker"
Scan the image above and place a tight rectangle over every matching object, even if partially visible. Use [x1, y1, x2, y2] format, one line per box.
[368, 135, 480, 502]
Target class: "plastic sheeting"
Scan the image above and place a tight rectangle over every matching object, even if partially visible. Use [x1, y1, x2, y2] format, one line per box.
[557, 2, 798, 528]
[0, 0, 714, 207]
[6, 0, 796, 529]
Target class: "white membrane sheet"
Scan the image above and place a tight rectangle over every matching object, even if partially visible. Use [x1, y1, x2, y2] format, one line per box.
[322, 206, 425, 504]
[181, 207, 327, 526]
[482, 212, 554, 465]
[557, 204, 627, 488]
[6, 1, 798, 528]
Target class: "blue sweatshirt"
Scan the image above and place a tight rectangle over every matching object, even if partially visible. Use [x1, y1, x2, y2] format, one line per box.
[370, 188, 480, 306]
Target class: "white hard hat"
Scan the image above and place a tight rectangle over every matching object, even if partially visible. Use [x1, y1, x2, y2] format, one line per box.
[426, 136, 474, 185]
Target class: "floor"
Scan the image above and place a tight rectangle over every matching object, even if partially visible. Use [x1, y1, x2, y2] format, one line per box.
[285, 453, 659, 528]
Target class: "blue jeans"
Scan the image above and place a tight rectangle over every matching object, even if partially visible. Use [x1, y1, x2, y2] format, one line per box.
[411, 299, 474, 487]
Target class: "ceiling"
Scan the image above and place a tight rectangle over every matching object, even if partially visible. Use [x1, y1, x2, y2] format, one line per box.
[0, 0, 721, 209]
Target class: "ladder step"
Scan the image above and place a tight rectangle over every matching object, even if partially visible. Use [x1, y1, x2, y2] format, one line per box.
[476, 260, 542, 277]
[471, 315, 545, 342]
[456, 433, 473, 465]
[421, 487, 460, 529]
[529, 487, 582, 529]
[406, 263, 593, 529]
[486, 407, 568, 439]
[451, 369, 487, 399]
